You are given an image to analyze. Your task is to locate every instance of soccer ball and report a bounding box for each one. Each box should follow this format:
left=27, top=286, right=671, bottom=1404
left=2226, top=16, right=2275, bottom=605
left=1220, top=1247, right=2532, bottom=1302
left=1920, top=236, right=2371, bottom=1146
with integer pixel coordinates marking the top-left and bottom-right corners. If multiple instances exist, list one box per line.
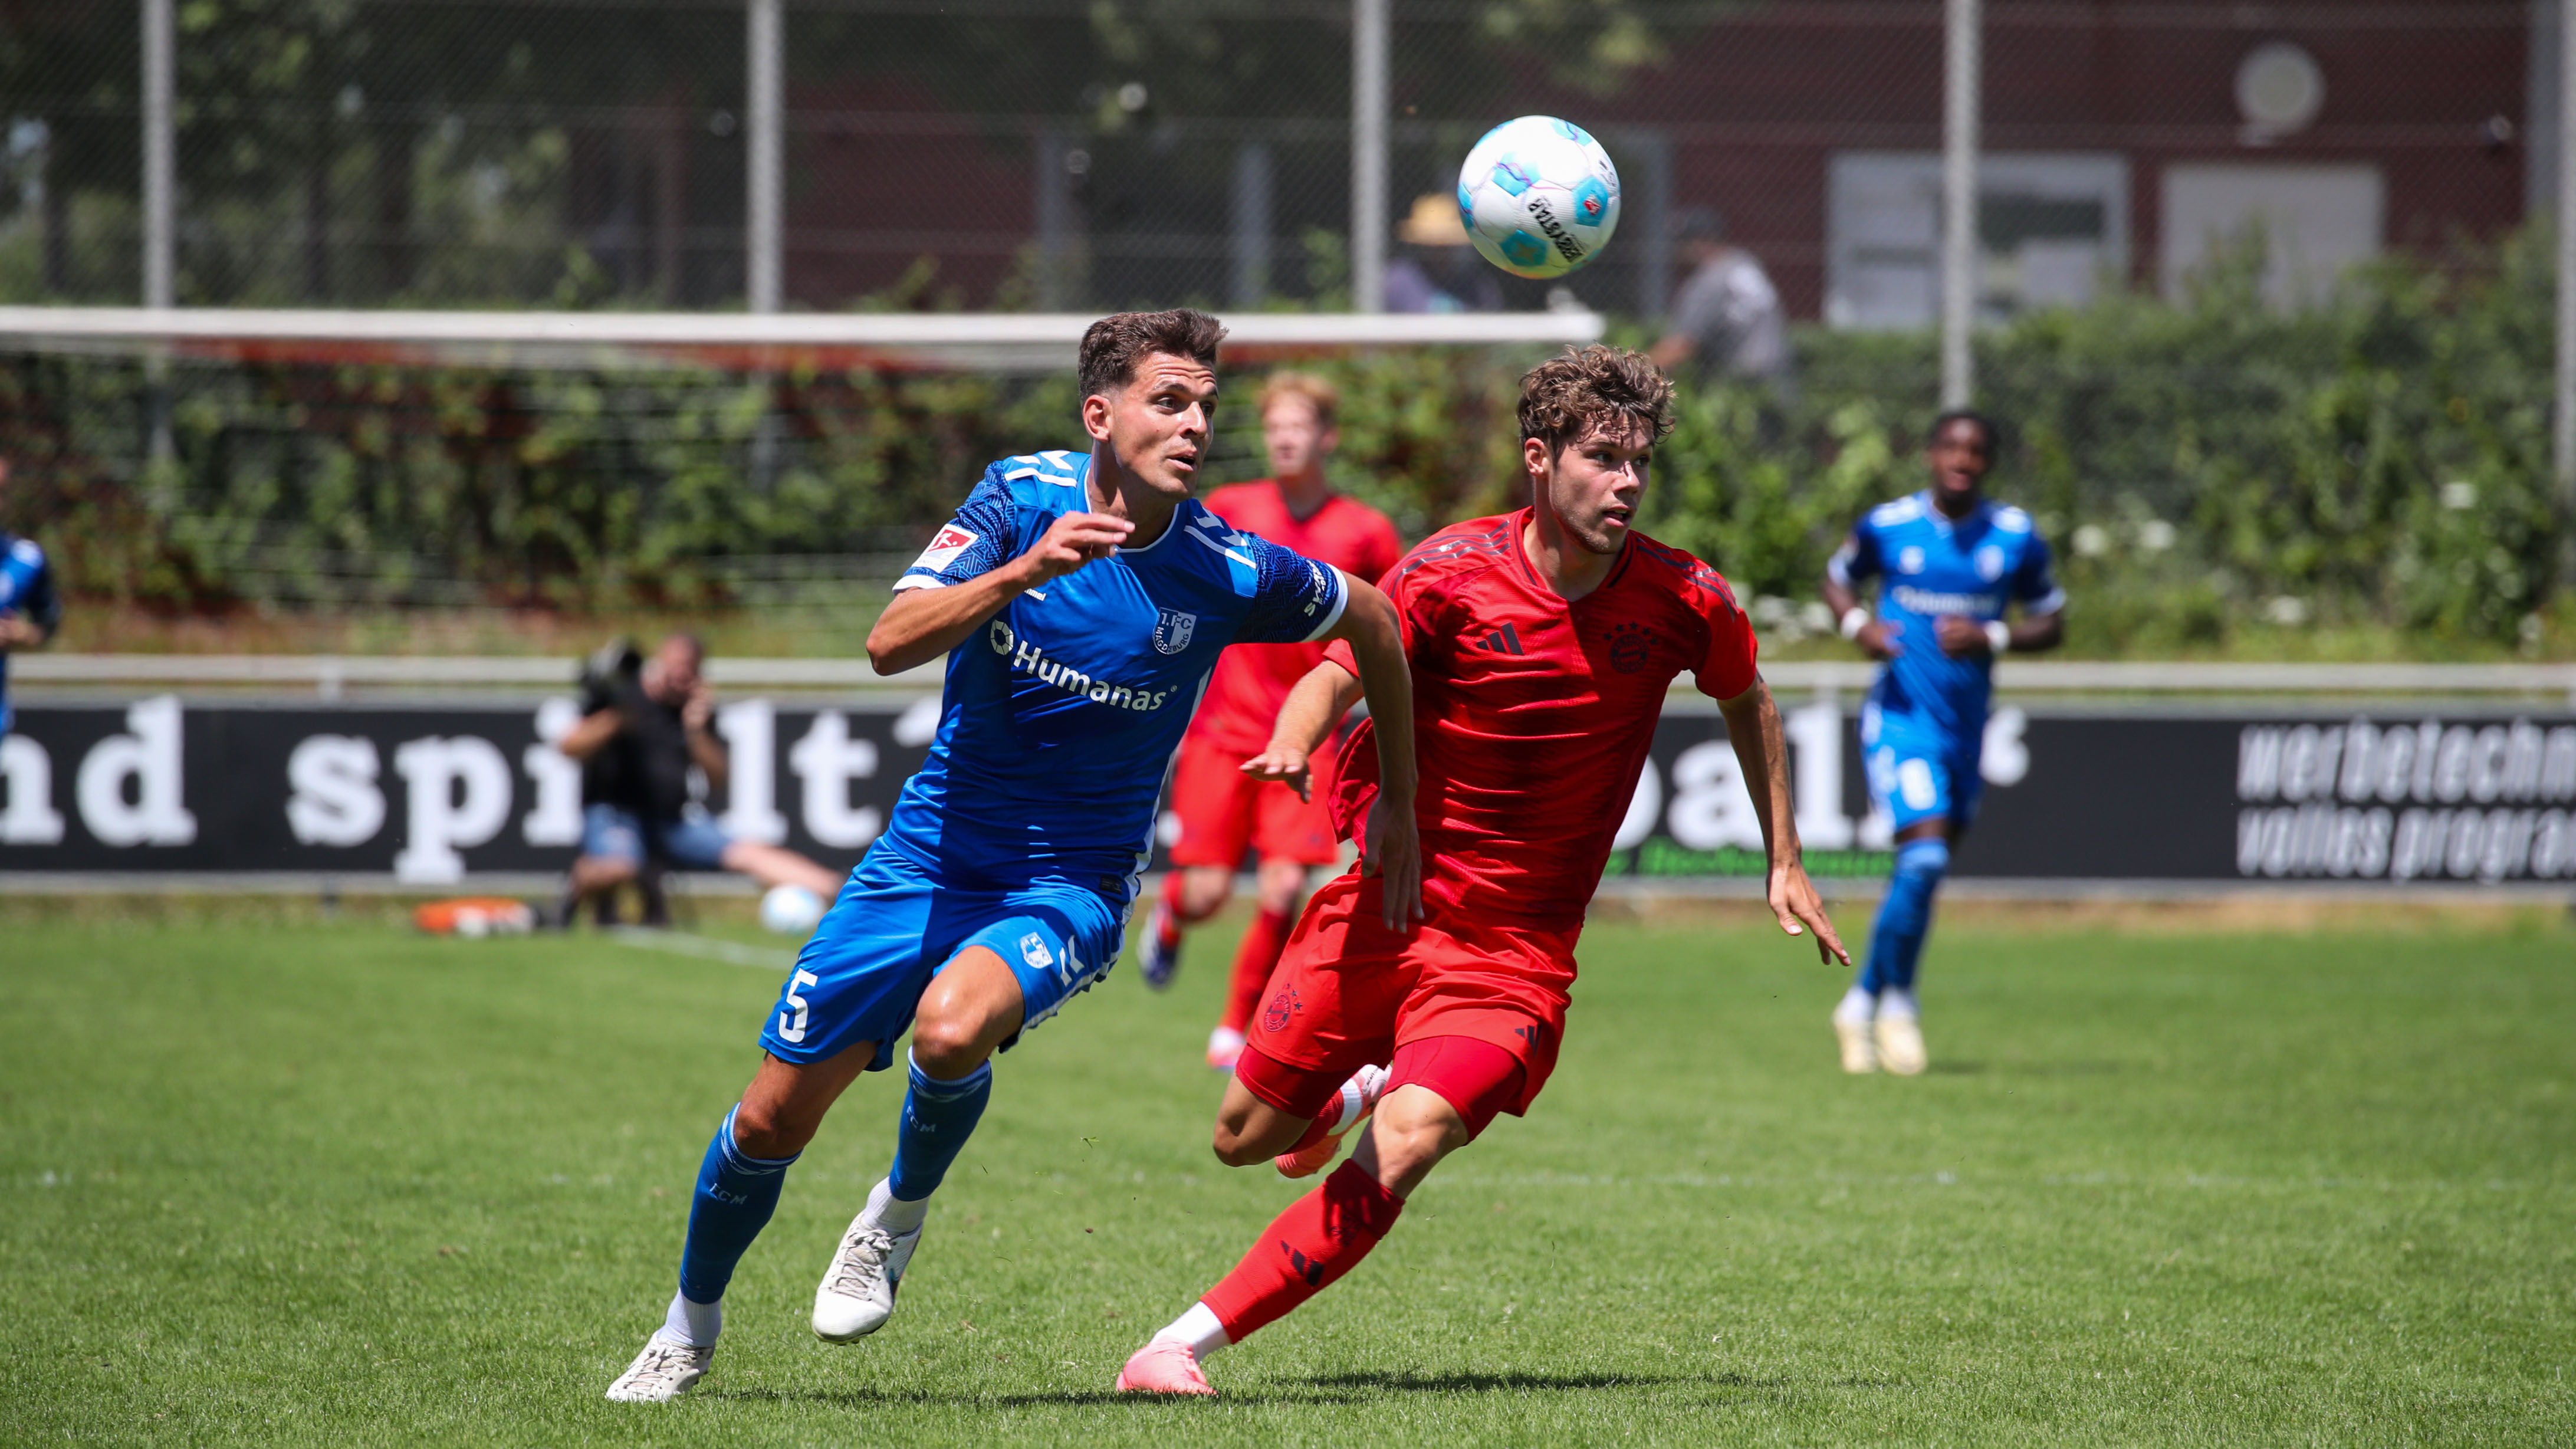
left=1455, top=116, right=1621, bottom=280
left=759, top=883, right=826, bottom=937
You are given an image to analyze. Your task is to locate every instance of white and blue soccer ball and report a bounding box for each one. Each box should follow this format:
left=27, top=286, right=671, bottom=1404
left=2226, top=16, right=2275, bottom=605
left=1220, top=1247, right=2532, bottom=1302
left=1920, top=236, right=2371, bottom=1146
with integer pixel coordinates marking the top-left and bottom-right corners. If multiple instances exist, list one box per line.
left=1456, top=116, right=1621, bottom=281
left=759, top=883, right=826, bottom=937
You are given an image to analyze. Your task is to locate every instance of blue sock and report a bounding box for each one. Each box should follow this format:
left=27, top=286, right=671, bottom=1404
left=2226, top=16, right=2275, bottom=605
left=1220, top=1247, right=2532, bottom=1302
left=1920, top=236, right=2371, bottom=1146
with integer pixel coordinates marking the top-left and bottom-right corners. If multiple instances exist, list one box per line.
left=887, top=1050, right=992, bottom=1204
left=675, top=1105, right=800, bottom=1307
left=1862, top=838, right=1951, bottom=995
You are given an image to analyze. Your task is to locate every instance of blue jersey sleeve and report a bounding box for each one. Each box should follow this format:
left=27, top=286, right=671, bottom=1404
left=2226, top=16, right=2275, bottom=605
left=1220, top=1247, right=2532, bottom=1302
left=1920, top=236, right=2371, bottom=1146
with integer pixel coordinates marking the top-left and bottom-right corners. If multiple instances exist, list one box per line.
left=2012, top=533, right=2066, bottom=615
left=1826, top=517, right=1880, bottom=590
left=1233, top=537, right=1349, bottom=645
left=894, top=478, right=1020, bottom=592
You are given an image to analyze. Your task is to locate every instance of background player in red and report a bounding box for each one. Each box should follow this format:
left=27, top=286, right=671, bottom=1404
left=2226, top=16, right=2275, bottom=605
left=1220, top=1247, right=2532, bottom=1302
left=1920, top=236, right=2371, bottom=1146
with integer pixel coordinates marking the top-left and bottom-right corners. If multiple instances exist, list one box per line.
left=1139, top=372, right=1404, bottom=1072
left=1115, top=346, right=1849, bottom=1395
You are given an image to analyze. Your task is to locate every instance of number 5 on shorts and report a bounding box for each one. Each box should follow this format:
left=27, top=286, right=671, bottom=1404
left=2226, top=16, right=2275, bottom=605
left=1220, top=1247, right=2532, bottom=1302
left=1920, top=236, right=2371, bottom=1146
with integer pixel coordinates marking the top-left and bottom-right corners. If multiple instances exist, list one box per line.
left=777, top=969, right=820, bottom=1044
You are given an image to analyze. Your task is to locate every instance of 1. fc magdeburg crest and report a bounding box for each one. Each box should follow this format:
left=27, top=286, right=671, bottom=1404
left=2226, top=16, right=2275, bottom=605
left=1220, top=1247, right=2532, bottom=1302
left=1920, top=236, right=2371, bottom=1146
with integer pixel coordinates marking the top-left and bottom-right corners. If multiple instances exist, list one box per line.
left=1153, top=609, right=1198, bottom=655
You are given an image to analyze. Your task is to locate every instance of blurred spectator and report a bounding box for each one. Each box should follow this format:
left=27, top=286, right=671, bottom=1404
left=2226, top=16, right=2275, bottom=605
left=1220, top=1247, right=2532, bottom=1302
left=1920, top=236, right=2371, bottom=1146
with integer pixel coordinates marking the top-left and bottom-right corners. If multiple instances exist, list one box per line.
left=552, top=633, right=841, bottom=925
left=1385, top=193, right=1503, bottom=314
left=1651, top=208, right=1792, bottom=393
left=0, top=458, right=63, bottom=738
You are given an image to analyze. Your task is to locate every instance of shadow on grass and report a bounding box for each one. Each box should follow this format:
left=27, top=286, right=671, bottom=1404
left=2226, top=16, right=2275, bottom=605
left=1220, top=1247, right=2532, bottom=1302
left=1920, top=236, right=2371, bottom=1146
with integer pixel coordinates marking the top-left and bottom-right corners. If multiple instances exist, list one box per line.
left=711, top=1385, right=1134, bottom=1409
left=1301, top=1368, right=1784, bottom=1395
left=709, top=1367, right=1897, bottom=1409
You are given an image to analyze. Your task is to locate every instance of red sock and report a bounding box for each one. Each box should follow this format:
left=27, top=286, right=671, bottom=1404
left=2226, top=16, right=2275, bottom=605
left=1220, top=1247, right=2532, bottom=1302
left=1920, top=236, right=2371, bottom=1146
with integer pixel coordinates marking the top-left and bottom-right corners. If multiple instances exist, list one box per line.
left=1220, top=908, right=1294, bottom=1034
left=1201, top=1161, right=1404, bottom=1343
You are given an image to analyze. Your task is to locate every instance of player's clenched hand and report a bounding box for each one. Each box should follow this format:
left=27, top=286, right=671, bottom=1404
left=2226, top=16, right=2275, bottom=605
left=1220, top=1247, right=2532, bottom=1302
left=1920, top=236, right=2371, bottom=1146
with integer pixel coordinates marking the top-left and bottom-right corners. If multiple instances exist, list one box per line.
left=1854, top=617, right=1903, bottom=660
left=1770, top=859, right=1851, bottom=967
left=1238, top=745, right=1313, bottom=803
left=1932, top=614, right=1989, bottom=659
left=1358, top=794, right=1425, bottom=931
left=1018, top=511, right=1132, bottom=584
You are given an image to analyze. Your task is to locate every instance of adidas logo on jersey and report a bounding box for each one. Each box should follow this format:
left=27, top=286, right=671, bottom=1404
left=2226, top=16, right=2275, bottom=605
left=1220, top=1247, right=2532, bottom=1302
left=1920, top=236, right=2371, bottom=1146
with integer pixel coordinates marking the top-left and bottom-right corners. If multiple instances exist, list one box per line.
left=1467, top=622, right=1526, bottom=656
left=987, top=619, right=1179, bottom=712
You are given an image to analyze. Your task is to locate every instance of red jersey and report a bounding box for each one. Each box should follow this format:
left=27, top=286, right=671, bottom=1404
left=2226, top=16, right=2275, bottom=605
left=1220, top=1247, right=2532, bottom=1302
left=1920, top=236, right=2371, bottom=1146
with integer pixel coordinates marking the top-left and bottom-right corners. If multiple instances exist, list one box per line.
left=1322, top=510, right=1760, bottom=931
left=1188, top=481, right=1404, bottom=752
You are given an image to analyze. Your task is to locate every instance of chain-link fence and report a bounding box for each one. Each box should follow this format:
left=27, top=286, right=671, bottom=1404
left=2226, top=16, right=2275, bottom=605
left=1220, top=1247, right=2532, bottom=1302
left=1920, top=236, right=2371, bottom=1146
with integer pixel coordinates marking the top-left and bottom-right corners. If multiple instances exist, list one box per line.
left=0, top=2, right=2530, bottom=320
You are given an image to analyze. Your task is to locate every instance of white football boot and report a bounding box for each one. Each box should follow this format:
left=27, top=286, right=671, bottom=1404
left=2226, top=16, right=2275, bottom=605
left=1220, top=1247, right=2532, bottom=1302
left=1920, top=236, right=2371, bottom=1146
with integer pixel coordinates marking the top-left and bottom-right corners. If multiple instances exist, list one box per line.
left=1873, top=1014, right=1927, bottom=1076
left=812, top=1211, right=922, bottom=1342
left=605, top=1332, right=714, bottom=1402
left=1832, top=990, right=1878, bottom=1074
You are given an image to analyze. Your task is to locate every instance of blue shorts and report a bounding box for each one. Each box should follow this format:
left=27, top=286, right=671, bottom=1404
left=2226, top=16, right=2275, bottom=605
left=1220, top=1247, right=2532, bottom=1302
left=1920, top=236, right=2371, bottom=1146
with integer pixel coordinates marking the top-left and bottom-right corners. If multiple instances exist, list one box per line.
left=583, top=803, right=735, bottom=870
left=760, top=845, right=1129, bottom=1071
left=1862, top=703, right=1983, bottom=834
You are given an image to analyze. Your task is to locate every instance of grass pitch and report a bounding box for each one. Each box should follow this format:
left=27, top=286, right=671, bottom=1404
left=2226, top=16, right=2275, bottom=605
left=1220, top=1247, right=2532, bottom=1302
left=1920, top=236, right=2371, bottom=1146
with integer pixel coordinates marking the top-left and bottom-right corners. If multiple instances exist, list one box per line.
left=6, top=903, right=2573, bottom=1445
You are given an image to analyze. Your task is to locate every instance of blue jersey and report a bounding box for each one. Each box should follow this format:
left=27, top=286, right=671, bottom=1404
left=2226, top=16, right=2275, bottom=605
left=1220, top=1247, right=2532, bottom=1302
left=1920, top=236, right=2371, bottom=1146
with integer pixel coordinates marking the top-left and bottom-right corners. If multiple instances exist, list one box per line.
left=1829, top=491, right=2062, bottom=735
left=880, top=449, right=1348, bottom=901
left=0, top=531, right=60, bottom=734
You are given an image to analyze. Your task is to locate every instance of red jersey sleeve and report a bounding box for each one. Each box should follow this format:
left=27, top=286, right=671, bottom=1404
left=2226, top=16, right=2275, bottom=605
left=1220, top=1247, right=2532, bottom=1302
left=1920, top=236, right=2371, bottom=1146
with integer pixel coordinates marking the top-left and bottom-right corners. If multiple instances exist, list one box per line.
left=1689, top=560, right=1761, bottom=701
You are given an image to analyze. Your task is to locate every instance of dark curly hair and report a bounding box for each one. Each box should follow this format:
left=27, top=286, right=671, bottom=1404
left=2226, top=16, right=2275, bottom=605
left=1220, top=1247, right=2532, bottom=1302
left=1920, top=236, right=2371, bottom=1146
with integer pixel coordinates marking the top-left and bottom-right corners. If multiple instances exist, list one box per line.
left=1517, top=344, right=1675, bottom=456
left=1077, top=308, right=1227, bottom=400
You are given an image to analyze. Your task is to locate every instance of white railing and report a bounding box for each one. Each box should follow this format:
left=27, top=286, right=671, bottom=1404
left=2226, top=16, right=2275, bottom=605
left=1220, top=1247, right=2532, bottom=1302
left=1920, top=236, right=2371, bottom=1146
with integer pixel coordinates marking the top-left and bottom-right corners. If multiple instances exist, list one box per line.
left=0, top=306, right=1606, bottom=372
left=14, top=653, right=2574, bottom=702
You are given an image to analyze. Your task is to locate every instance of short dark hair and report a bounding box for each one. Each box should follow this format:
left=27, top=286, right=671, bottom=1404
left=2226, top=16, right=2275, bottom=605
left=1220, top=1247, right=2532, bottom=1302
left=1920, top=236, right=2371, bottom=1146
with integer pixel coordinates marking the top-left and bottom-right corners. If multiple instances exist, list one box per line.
left=1077, top=308, right=1227, bottom=400
left=1517, top=345, right=1676, bottom=456
left=1928, top=408, right=2001, bottom=456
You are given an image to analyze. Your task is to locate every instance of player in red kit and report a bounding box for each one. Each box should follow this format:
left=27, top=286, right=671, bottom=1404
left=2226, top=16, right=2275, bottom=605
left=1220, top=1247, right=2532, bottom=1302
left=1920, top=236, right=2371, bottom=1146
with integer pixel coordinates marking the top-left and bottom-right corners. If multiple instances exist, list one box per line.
left=1115, top=346, right=1848, bottom=1395
left=1139, top=372, right=1404, bottom=1072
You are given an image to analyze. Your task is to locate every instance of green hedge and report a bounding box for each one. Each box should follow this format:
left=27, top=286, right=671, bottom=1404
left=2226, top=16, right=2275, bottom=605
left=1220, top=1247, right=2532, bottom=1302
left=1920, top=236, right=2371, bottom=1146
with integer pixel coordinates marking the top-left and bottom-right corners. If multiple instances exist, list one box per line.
left=0, top=230, right=2564, bottom=646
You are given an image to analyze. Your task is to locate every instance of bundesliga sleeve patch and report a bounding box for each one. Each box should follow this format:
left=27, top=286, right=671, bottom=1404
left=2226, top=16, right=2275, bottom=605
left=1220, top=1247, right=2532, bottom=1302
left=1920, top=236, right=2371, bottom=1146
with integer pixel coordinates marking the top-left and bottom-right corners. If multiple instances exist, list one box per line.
left=910, top=524, right=980, bottom=574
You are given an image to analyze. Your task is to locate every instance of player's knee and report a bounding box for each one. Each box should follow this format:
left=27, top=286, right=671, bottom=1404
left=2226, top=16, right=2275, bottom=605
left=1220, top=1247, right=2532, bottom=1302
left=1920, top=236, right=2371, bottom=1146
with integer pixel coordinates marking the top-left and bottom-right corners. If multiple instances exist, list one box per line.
left=729, top=1097, right=799, bottom=1159
left=908, top=1011, right=987, bottom=1076
left=1369, top=1104, right=1471, bottom=1183
left=1211, top=1126, right=1272, bottom=1168
left=1254, top=864, right=1305, bottom=916
left=577, top=853, right=637, bottom=886
left=1177, top=868, right=1231, bottom=920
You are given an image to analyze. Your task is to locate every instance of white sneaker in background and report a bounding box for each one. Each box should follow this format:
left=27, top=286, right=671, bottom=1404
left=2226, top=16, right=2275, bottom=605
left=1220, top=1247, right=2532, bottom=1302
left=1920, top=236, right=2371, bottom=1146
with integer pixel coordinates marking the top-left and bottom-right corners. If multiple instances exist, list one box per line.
left=1206, top=1025, right=1246, bottom=1072
left=1874, top=1014, right=1927, bottom=1076
left=1835, top=1013, right=1879, bottom=1074
left=1832, top=990, right=1878, bottom=1074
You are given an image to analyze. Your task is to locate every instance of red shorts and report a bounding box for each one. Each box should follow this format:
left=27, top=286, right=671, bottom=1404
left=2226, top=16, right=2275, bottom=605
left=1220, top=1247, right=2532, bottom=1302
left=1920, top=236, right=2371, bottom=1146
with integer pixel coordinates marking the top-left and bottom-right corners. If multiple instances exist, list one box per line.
left=1234, top=869, right=1577, bottom=1127
left=1166, top=731, right=1340, bottom=869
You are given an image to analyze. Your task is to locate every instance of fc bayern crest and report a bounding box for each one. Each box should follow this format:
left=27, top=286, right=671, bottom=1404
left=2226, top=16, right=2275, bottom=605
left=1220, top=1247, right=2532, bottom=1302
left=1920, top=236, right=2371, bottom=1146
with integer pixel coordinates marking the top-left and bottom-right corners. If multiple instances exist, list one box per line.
left=1152, top=608, right=1198, bottom=655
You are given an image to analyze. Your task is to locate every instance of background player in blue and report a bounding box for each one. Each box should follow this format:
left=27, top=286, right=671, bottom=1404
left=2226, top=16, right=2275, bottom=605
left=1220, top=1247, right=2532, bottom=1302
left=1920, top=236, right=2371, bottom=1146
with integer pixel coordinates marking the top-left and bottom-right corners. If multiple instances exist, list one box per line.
left=1820, top=411, right=2063, bottom=1076
left=0, top=457, right=64, bottom=737
left=606, top=310, right=1422, bottom=1403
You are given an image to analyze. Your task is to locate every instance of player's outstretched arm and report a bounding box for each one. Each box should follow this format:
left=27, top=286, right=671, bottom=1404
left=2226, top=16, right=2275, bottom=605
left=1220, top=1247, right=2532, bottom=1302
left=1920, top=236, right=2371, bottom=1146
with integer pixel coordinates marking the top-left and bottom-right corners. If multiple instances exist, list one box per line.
left=1715, top=678, right=1851, bottom=966
left=1239, top=661, right=1365, bottom=804
left=1319, top=577, right=1422, bottom=930
left=865, top=511, right=1132, bottom=675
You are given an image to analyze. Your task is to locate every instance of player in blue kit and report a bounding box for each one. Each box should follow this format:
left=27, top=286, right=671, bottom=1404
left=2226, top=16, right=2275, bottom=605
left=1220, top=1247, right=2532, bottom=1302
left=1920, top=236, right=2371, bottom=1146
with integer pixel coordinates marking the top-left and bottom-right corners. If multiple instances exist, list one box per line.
left=0, top=458, right=64, bottom=737
left=1821, top=411, right=2062, bottom=1076
left=606, top=309, right=1421, bottom=1403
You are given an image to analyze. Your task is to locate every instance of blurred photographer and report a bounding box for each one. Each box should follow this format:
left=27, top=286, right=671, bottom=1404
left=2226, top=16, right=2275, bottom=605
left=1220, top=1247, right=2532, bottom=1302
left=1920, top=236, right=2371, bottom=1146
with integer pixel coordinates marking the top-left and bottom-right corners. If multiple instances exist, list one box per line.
left=553, top=633, right=841, bottom=925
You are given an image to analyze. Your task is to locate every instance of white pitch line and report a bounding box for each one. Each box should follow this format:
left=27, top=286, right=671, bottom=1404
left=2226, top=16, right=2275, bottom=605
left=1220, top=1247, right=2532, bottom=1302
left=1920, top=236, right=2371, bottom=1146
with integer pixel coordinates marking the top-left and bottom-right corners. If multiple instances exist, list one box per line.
left=605, top=926, right=794, bottom=973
